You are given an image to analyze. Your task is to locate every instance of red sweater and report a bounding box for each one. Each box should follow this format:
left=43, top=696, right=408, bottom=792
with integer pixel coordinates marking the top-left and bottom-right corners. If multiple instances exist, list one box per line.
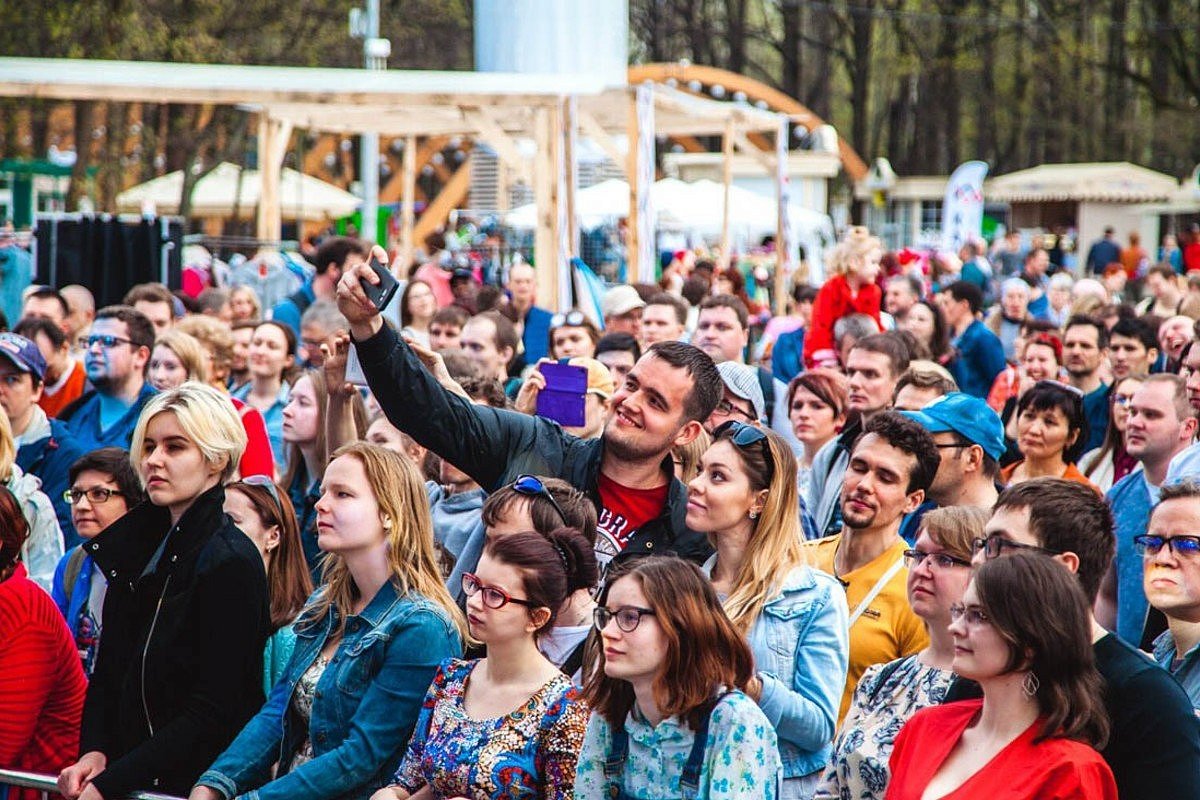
left=803, top=274, right=882, bottom=368
left=0, top=564, right=87, bottom=796
left=230, top=397, right=274, bottom=479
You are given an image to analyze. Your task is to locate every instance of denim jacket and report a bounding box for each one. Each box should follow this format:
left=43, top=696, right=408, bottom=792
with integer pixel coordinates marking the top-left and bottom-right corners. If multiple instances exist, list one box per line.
left=197, top=581, right=463, bottom=800
left=706, top=558, right=848, bottom=779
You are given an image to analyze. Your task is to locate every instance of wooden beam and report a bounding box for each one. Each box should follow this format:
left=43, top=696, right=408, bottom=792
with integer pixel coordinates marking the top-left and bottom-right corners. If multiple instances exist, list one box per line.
left=461, top=106, right=532, bottom=184
left=412, top=154, right=472, bottom=247
left=774, top=118, right=790, bottom=316
left=256, top=113, right=283, bottom=242
left=379, top=135, right=448, bottom=203
left=720, top=119, right=734, bottom=266
left=532, top=104, right=563, bottom=311
left=672, top=135, right=706, bottom=153
left=578, top=110, right=624, bottom=168
left=563, top=95, right=579, bottom=272
left=398, top=134, right=416, bottom=278
left=626, top=85, right=655, bottom=286
left=731, top=128, right=775, bottom=173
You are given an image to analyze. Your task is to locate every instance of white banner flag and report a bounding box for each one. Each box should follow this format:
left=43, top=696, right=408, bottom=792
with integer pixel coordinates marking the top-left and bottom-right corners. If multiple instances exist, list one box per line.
left=941, top=160, right=989, bottom=253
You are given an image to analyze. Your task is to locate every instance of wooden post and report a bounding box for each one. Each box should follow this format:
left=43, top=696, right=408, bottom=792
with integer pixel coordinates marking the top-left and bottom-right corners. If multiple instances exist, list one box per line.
left=398, top=134, right=416, bottom=277
left=256, top=113, right=282, bottom=242
left=563, top=95, right=579, bottom=262
left=721, top=118, right=734, bottom=267
left=626, top=84, right=655, bottom=286
left=533, top=103, right=562, bottom=311
left=774, top=116, right=790, bottom=316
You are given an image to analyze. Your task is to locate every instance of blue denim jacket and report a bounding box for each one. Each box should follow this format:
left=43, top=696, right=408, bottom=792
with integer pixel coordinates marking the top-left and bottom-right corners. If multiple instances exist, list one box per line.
left=196, top=581, right=463, bottom=800
left=713, top=559, right=849, bottom=779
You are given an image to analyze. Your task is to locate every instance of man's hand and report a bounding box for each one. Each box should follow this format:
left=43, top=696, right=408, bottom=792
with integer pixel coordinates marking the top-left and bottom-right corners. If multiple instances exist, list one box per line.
left=335, top=244, right=389, bottom=340
left=513, top=359, right=552, bottom=416
left=58, top=752, right=107, bottom=800
left=321, top=331, right=356, bottom=399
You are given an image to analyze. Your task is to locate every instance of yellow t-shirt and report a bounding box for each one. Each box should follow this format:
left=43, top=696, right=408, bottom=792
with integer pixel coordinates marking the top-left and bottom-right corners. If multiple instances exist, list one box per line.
left=804, top=533, right=929, bottom=723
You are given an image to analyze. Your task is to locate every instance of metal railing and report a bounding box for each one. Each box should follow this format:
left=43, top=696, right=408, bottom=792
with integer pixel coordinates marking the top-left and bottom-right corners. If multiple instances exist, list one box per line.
left=0, top=770, right=181, bottom=800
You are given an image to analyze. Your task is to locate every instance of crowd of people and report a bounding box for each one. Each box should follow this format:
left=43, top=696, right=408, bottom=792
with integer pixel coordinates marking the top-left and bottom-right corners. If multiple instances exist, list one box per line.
left=3, top=222, right=1200, bottom=799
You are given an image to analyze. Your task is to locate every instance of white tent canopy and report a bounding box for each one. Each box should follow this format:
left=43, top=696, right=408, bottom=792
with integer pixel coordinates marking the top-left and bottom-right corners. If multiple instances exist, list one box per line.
left=116, top=161, right=360, bottom=221
left=505, top=177, right=834, bottom=276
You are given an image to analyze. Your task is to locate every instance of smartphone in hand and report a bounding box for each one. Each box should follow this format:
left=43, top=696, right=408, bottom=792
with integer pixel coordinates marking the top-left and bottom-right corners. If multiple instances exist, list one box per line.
left=536, top=362, right=588, bottom=427
left=359, top=255, right=400, bottom=312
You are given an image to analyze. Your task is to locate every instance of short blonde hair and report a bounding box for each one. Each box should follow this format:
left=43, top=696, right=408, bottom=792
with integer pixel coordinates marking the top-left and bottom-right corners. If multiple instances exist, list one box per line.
left=921, top=506, right=988, bottom=563
left=154, top=330, right=211, bottom=384
left=131, top=382, right=247, bottom=483
left=827, top=225, right=883, bottom=278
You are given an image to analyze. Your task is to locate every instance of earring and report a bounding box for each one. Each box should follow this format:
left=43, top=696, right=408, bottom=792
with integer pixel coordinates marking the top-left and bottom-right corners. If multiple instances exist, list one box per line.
left=1022, top=671, right=1040, bottom=697
left=382, top=516, right=393, bottom=530
left=749, top=510, right=759, bottom=520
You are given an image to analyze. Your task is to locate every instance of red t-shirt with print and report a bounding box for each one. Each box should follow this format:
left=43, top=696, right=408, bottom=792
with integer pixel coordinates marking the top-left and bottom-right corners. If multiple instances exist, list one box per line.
left=595, top=472, right=669, bottom=565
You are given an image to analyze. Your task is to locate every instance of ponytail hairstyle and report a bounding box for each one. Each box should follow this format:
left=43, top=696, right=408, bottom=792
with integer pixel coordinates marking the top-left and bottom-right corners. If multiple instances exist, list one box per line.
left=483, top=526, right=597, bottom=637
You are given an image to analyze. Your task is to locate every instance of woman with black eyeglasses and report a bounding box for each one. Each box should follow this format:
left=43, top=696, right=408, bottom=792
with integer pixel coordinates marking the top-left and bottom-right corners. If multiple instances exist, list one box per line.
left=1001, top=381, right=1099, bottom=493
left=50, top=448, right=146, bottom=676
left=575, top=556, right=782, bottom=799
left=548, top=310, right=601, bottom=361
left=816, top=507, right=986, bottom=800
left=689, top=421, right=847, bottom=799
left=373, top=528, right=592, bottom=800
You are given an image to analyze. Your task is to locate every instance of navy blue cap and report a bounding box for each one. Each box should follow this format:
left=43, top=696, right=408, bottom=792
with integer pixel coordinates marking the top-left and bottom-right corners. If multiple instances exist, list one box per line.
left=902, top=392, right=1006, bottom=462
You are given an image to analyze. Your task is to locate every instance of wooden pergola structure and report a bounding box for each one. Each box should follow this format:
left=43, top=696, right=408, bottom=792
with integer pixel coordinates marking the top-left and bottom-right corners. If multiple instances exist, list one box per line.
left=0, top=57, right=798, bottom=311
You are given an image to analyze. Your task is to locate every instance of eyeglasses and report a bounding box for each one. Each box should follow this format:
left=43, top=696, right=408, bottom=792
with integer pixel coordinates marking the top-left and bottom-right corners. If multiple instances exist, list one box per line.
left=593, top=605, right=656, bottom=633
left=1113, top=393, right=1137, bottom=407
left=1134, top=534, right=1200, bottom=558
left=714, top=419, right=768, bottom=447
left=550, top=310, right=587, bottom=330
left=461, top=572, right=538, bottom=609
left=64, top=486, right=123, bottom=505
left=903, top=548, right=972, bottom=570
left=80, top=334, right=136, bottom=350
left=972, top=534, right=1060, bottom=560
left=949, top=603, right=991, bottom=626
left=511, top=474, right=569, bottom=526
left=238, top=474, right=284, bottom=516
left=712, top=399, right=756, bottom=421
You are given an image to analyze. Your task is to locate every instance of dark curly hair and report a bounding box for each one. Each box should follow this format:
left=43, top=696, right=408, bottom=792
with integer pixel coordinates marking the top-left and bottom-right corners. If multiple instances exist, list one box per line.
left=854, top=410, right=940, bottom=494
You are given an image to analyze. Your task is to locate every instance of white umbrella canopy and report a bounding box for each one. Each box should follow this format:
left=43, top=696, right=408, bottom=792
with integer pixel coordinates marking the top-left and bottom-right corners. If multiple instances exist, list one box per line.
left=116, top=162, right=360, bottom=221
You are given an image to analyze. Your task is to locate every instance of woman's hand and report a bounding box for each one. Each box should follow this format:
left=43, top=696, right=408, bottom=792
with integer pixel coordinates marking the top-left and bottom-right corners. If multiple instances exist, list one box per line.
left=403, top=335, right=469, bottom=399
left=335, top=245, right=390, bottom=339
left=58, top=752, right=107, bottom=800
left=188, top=787, right=224, bottom=800
left=368, top=785, right=409, bottom=800
left=322, top=331, right=355, bottom=399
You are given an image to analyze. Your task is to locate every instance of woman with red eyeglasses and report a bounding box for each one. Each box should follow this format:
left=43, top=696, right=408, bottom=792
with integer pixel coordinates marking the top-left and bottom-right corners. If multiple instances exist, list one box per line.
left=373, top=528, right=592, bottom=800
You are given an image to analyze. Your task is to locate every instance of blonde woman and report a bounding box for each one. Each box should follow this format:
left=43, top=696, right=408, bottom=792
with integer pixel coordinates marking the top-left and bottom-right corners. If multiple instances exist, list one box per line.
left=804, top=226, right=883, bottom=369
left=176, top=314, right=236, bottom=392
left=688, top=421, right=849, bottom=799
left=671, top=427, right=711, bottom=483
left=58, top=383, right=271, bottom=800
left=191, top=442, right=465, bottom=800
left=149, top=329, right=274, bottom=479
left=0, top=410, right=63, bottom=591
left=229, top=285, right=262, bottom=323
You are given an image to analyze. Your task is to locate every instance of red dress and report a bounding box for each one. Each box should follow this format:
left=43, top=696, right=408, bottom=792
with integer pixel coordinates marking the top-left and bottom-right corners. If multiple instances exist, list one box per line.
left=0, top=563, right=87, bottom=800
left=803, top=274, right=882, bottom=368
left=886, top=699, right=1116, bottom=800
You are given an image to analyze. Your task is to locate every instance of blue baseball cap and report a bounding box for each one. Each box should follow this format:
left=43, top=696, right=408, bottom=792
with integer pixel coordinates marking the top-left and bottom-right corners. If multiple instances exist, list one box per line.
left=0, top=332, right=46, bottom=382
left=902, top=392, right=1006, bottom=462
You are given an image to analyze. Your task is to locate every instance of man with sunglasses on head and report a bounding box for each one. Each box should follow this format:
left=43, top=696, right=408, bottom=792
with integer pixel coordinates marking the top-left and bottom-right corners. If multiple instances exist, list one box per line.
left=803, top=411, right=940, bottom=723
left=950, top=477, right=1200, bottom=800
left=58, top=306, right=157, bottom=454
left=1141, top=480, right=1200, bottom=710
left=337, top=246, right=720, bottom=570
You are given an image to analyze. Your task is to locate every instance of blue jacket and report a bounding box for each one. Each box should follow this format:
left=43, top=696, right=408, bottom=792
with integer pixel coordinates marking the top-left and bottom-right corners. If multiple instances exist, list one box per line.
left=1108, top=469, right=1156, bottom=645
left=18, top=418, right=84, bottom=547
left=270, top=282, right=316, bottom=337
left=197, top=582, right=463, bottom=800
left=59, top=384, right=158, bottom=454
left=771, top=327, right=805, bottom=384
left=522, top=305, right=554, bottom=365
left=1087, top=239, right=1122, bottom=274
left=948, top=320, right=1006, bottom=399
left=743, top=563, right=849, bottom=779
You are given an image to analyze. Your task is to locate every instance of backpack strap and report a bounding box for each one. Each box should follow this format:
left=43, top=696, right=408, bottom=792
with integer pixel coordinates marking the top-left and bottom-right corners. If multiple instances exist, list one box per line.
left=756, top=367, right=775, bottom=426
left=288, top=287, right=314, bottom=315
left=62, top=547, right=88, bottom=608
left=560, top=638, right=588, bottom=680
left=866, top=658, right=907, bottom=706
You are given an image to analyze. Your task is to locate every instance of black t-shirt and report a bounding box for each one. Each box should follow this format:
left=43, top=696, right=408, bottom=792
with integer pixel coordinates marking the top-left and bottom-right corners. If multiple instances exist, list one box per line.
left=945, top=634, right=1200, bottom=799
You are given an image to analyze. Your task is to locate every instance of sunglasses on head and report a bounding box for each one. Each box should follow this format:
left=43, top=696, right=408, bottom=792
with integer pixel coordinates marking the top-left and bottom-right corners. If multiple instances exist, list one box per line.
left=550, top=310, right=587, bottom=330
left=511, top=474, right=569, bottom=526
left=714, top=420, right=768, bottom=447
left=238, top=474, right=284, bottom=516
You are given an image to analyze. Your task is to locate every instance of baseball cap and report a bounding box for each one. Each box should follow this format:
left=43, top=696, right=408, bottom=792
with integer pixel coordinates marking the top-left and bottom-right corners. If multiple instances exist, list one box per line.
left=602, top=285, right=646, bottom=319
left=716, top=361, right=765, bottom=422
left=901, top=392, right=1006, bottom=462
left=0, top=333, right=46, bottom=382
left=568, top=357, right=615, bottom=399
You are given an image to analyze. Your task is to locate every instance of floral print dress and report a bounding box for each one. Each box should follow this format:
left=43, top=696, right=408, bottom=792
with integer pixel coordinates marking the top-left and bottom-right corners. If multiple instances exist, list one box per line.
left=814, top=655, right=953, bottom=800
left=394, top=658, right=588, bottom=799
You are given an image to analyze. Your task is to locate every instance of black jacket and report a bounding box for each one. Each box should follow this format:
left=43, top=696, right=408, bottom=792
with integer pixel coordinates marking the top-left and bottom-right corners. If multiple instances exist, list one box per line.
left=354, top=323, right=711, bottom=565
left=80, top=484, right=271, bottom=798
